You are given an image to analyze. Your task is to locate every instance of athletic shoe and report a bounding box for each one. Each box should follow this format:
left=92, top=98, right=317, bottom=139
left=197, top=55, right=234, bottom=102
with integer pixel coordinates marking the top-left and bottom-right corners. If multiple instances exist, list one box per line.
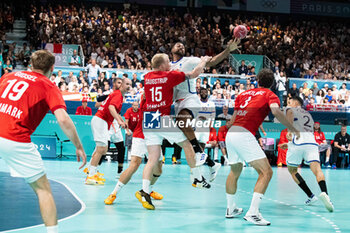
left=118, top=166, right=123, bottom=174
left=192, top=176, right=211, bottom=189
left=220, top=156, right=225, bottom=165
left=319, top=192, right=334, bottom=212
left=172, top=156, right=177, bottom=164
left=135, top=190, right=155, bottom=210
left=162, top=156, right=165, bottom=164
left=209, top=162, right=221, bottom=182
left=85, top=175, right=105, bottom=185
left=104, top=194, right=116, bottom=205
left=305, top=194, right=318, bottom=206
left=225, top=207, right=243, bottom=218
left=244, top=213, right=271, bottom=226
left=195, top=152, right=208, bottom=166
left=150, top=191, right=163, bottom=200
left=277, top=163, right=282, bottom=167
left=331, top=164, right=337, bottom=169
left=324, top=162, right=331, bottom=168
left=83, top=167, right=105, bottom=177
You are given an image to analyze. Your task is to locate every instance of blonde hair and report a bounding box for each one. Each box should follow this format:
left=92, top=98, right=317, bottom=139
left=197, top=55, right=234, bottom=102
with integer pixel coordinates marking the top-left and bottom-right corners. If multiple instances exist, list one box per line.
left=30, top=50, right=55, bottom=74
left=151, top=53, right=168, bottom=69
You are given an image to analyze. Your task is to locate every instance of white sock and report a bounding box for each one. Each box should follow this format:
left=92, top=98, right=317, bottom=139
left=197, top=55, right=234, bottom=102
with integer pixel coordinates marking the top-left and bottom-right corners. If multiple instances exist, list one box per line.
left=226, top=193, right=236, bottom=211
left=325, top=156, right=330, bottom=163
left=89, top=165, right=97, bottom=176
left=46, top=225, right=58, bottom=233
left=142, top=179, right=151, bottom=194
left=247, top=192, right=264, bottom=215
left=214, top=147, right=219, bottom=161
left=112, top=181, right=124, bottom=195
left=191, top=167, right=202, bottom=180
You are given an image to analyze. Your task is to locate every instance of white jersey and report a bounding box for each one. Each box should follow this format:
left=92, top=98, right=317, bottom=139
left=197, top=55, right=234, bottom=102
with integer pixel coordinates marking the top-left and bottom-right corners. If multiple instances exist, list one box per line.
left=286, top=107, right=317, bottom=145
left=197, top=99, right=216, bottom=122
left=170, top=56, right=201, bottom=100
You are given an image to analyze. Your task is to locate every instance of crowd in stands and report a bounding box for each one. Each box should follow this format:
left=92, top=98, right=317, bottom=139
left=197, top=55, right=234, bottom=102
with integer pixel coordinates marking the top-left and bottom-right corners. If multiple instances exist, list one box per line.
left=24, top=3, right=349, bottom=79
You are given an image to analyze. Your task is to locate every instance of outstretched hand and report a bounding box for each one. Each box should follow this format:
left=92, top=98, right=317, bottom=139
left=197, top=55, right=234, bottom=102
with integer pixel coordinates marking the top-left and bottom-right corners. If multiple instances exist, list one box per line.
left=227, top=38, right=241, bottom=53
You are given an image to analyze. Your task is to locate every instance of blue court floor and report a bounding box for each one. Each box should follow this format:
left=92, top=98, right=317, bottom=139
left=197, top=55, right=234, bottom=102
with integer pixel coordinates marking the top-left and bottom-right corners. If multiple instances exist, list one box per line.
left=0, top=158, right=349, bottom=233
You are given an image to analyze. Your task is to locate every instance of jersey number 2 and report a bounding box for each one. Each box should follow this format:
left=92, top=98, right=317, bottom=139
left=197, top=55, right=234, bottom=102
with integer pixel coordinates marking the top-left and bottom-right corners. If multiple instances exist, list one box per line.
left=1, top=79, right=29, bottom=101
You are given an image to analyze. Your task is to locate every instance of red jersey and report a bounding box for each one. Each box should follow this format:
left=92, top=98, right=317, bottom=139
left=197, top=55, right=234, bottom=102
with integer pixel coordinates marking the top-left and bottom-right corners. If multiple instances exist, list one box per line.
left=233, top=88, right=280, bottom=135
left=133, top=96, right=145, bottom=139
left=208, top=127, right=217, bottom=142
left=314, top=131, right=326, bottom=145
left=95, top=90, right=123, bottom=127
left=124, top=107, right=140, bottom=132
left=0, top=71, right=66, bottom=142
left=75, top=106, right=92, bottom=115
left=142, top=70, right=185, bottom=115
left=218, top=125, right=229, bottom=142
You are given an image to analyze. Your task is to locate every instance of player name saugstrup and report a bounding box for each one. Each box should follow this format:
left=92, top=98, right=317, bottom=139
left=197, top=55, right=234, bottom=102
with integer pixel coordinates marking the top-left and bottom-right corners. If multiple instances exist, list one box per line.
left=145, top=77, right=168, bottom=85
left=0, top=103, right=23, bottom=119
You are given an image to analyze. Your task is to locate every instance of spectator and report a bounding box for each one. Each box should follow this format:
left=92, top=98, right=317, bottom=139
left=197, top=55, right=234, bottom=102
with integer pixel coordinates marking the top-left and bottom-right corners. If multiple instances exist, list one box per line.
left=275, top=71, right=286, bottom=106
left=86, top=59, right=101, bottom=84
left=238, top=60, right=248, bottom=75
left=304, top=70, right=314, bottom=79
left=131, top=73, right=138, bottom=88
left=306, top=97, right=316, bottom=111
left=333, top=125, right=350, bottom=169
left=2, top=59, right=13, bottom=73
left=218, top=119, right=231, bottom=165
left=277, top=128, right=288, bottom=167
left=314, top=122, right=332, bottom=167
left=247, top=66, right=257, bottom=82
left=288, top=83, right=298, bottom=97
left=325, top=90, right=333, bottom=102
left=217, top=105, right=232, bottom=120
left=65, top=71, right=75, bottom=84
left=206, top=127, right=219, bottom=162
left=75, top=98, right=92, bottom=115
left=69, top=50, right=82, bottom=67
left=316, top=90, right=325, bottom=104
left=311, top=83, right=319, bottom=95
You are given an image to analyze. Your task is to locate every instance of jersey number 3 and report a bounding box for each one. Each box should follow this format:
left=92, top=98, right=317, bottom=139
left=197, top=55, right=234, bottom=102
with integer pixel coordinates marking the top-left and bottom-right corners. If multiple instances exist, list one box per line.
left=240, top=96, right=252, bottom=109
left=1, top=79, right=29, bottom=101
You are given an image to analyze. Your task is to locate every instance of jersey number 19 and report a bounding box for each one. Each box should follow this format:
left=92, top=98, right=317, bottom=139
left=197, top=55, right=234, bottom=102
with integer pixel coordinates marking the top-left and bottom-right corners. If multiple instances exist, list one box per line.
left=1, top=79, right=29, bottom=101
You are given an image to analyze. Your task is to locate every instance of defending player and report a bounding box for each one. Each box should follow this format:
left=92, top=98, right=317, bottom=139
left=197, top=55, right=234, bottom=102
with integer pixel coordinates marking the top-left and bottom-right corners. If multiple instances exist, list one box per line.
left=85, top=78, right=132, bottom=185
left=171, top=39, right=240, bottom=168
left=104, top=96, right=164, bottom=205
left=196, top=87, right=221, bottom=181
left=225, top=69, right=299, bottom=225
left=137, top=54, right=212, bottom=210
left=0, top=50, right=86, bottom=233
left=279, top=96, right=334, bottom=212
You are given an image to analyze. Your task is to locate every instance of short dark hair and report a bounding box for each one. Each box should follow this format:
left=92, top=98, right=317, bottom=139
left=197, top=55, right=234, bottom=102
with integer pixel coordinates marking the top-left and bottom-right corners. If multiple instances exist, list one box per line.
left=199, top=87, right=207, bottom=92
left=291, top=96, right=304, bottom=106
left=257, top=68, right=274, bottom=88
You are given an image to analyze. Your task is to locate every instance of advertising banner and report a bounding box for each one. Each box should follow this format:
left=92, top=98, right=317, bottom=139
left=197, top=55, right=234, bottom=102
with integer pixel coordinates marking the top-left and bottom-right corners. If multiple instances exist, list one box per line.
left=232, top=54, right=264, bottom=73
left=247, top=0, right=290, bottom=13
left=291, top=0, right=350, bottom=18
left=45, top=44, right=80, bottom=66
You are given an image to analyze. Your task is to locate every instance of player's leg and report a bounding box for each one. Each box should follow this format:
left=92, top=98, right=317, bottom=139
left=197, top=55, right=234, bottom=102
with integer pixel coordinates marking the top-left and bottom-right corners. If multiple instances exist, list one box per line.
left=29, top=175, right=58, bottom=233
left=177, top=139, right=211, bottom=189
left=86, top=145, right=107, bottom=185
left=114, top=141, right=126, bottom=174
left=176, top=108, right=207, bottom=166
left=138, top=145, right=161, bottom=210
left=218, top=141, right=229, bottom=165
left=309, top=162, right=334, bottom=212
left=287, top=166, right=317, bottom=205
left=200, top=142, right=221, bottom=182
left=104, top=156, right=142, bottom=205
left=243, top=157, right=272, bottom=226
left=225, top=163, right=244, bottom=218
left=149, top=161, right=163, bottom=200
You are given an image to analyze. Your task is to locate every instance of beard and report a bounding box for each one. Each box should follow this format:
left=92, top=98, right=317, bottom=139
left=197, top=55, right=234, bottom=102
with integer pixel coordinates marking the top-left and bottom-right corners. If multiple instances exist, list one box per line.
left=172, top=49, right=185, bottom=57
left=200, top=94, right=208, bottom=100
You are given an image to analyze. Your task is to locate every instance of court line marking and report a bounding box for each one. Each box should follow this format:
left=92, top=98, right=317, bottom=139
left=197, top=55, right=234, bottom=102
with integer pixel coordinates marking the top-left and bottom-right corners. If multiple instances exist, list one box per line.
left=1, top=179, right=86, bottom=233
left=211, top=182, right=341, bottom=233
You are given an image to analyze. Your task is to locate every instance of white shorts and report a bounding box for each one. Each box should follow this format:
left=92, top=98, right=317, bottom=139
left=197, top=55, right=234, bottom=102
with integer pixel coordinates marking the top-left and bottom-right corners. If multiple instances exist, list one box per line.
left=0, top=137, right=45, bottom=183
left=130, top=137, right=162, bottom=161
left=91, top=116, right=109, bottom=146
left=143, top=116, right=187, bottom=146
left=286, top=143, right=320, bottom=167
left=174, top=95, right=201, bottom=118
left=195, top=129, right=210, bottom=144
left=226, top=126, right=266, bottom=164
left=109, top=120, right=124, bottom=143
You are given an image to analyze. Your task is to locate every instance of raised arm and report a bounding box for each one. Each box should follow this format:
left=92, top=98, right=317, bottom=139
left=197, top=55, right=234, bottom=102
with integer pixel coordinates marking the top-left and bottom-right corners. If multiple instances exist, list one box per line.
left=54, top=108, right=87, bottom=169
left=206, top=38, right=241, bottom=67
left=185, top=56, right=212, bottom=79
left=270, top=103, right=300, bottom=138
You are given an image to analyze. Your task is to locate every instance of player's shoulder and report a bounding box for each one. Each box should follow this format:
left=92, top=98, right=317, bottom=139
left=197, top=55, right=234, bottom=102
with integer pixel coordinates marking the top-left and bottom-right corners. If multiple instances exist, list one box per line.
left=184, top=56, right=201, bottom=63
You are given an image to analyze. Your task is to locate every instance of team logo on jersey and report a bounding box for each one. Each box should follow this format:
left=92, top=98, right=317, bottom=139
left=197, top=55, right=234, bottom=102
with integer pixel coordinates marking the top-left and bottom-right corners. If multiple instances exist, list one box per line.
left=143, top=110, right=161, bottom=129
